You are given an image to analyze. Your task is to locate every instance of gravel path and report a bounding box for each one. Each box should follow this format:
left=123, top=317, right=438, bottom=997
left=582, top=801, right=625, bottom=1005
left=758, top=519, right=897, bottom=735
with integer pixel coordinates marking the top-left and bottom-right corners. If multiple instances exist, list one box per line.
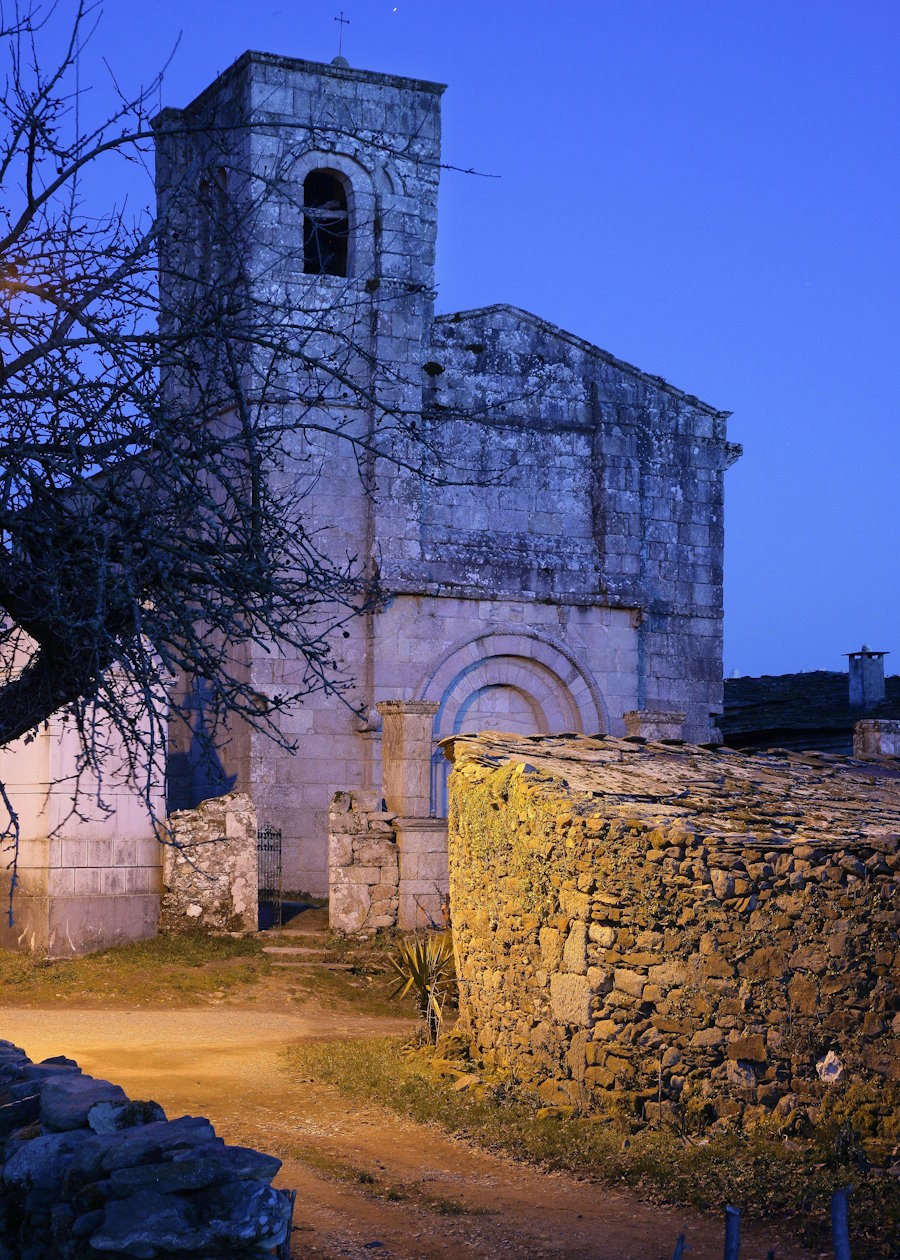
left=1, top=1004, right=818, bottom=1260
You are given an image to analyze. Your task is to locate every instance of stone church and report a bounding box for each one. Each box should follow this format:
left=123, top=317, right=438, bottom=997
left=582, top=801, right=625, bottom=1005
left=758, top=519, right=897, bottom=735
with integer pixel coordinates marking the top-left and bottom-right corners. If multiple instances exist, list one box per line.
left=157, top=49, right=740, bottom=897
left=0, top=46, right=740, bottom=951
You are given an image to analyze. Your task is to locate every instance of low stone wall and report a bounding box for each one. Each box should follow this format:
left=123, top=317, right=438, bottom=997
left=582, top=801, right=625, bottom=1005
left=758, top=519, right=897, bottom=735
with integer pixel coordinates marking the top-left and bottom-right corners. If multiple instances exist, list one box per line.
left=160, top=792, right=258, bottom=933
left=328, top=793, right=449, bottom=934
left=446, top=733, right=900, bottom=1129
left=0, top=1039, right=293, bottom=1257
left=329, top=791, right=399, bottom=934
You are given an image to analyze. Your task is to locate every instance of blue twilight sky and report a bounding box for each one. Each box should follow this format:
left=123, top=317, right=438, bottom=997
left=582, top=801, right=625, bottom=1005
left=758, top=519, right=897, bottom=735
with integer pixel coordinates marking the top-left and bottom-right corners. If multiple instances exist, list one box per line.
left=71, top=1, right=899, bottom=678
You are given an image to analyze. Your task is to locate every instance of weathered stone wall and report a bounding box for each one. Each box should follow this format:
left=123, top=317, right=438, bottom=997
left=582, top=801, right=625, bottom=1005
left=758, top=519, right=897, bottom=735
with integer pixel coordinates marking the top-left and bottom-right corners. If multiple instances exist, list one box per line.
left=329, top=791, right=399, bottom=935
left=328, top=792, right=448, bottom=934
left=0, top=710, right=163, bottom=957
left=447, top=733, right=899, bottom=1129
left=160, top=792, right=258, bottom=933
left=0, top=1039, right=293, bottom=1256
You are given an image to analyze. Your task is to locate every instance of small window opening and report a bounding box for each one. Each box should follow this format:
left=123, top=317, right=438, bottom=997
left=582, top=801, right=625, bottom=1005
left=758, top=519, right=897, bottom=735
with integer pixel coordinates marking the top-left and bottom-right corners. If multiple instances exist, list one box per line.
left=303, top=170, right=349, bottom=276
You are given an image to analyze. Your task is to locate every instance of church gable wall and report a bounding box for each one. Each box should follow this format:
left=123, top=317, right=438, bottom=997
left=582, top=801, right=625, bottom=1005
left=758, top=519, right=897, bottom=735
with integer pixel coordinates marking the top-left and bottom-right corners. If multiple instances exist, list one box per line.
left=421, top=308, right=732, bottom=616
left=415, top=308, right=735, bottom=740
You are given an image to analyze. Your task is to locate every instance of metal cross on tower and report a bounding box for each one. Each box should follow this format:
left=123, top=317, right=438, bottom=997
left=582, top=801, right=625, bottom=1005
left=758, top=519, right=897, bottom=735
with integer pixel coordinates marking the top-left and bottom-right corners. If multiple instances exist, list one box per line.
left=334, top=11, right=350, bottom=57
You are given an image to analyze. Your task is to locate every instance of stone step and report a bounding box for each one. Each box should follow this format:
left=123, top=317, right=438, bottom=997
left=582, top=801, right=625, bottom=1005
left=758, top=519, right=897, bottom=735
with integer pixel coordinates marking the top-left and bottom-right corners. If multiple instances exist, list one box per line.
left=271, top=960, right=355, bottom=971
left=265, top=932, right=331, bottom=946
left=262, top=946, right=328, bottom=956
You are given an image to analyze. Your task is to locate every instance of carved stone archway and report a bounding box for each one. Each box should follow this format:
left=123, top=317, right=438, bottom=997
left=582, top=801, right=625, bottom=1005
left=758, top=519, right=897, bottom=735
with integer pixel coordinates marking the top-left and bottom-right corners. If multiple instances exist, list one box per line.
left=413, top=628, right=607, bottom=813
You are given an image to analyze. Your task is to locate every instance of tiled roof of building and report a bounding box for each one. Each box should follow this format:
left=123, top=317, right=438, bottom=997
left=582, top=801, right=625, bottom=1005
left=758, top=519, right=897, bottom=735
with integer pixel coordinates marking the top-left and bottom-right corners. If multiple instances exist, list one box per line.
left=721, top=670, right=900, bottom=751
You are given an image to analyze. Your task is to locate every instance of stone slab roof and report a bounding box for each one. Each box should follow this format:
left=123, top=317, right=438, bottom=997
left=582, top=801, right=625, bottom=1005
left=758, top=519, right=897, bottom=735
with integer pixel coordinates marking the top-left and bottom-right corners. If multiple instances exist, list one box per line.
left=435, top=304, right=732, bottom=420
left=722, top=670, right=900, bottom=750
left=442, top=731, right=900, bottom=849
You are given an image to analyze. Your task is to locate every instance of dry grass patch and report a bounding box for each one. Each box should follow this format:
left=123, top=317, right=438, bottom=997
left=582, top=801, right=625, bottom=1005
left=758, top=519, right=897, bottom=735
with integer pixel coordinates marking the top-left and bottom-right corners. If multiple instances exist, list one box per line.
left=281, top=1035, right=900, bottom=1257
left=0, top=927, right=419, bottom=1016
left=0, top=933, right=270, bottom=1006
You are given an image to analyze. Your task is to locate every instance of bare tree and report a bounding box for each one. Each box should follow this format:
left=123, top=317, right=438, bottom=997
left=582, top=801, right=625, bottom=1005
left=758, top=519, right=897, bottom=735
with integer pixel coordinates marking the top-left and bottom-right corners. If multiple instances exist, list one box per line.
left=0, top=1, right=544, bottom=919
left=0, top=3, right=468, bottom=898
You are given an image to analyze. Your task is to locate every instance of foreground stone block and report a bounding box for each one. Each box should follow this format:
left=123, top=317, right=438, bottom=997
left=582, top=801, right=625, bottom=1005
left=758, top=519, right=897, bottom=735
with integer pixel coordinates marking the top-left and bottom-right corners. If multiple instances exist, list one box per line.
left=40, top=1075, right=127, bottom=1132
left=0, top=1040, right=294, bottom=1258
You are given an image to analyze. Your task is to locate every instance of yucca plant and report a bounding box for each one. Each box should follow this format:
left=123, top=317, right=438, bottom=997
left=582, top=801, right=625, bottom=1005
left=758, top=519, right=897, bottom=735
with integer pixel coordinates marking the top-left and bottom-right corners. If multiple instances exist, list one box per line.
left=388, top=933, right=456, bottom=1043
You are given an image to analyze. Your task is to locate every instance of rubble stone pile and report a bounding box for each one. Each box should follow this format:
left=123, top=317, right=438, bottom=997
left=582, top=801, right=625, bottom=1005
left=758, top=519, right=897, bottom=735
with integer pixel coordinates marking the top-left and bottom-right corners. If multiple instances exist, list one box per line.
left=445, top=732, right=900, bottom=1129
left=0, top=1040, right=293, bottom=1258
left=160, top=791, right=258, bottom=933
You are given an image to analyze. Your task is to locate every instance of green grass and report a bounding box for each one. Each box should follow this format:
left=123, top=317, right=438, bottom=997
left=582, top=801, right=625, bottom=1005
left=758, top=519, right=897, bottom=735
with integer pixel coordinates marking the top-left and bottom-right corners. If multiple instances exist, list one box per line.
left=0, top=928, right=419, bottom=1015
left=0, top=932, right=270, bottom=1005
left=281, top=1035, right=900, bottom=1257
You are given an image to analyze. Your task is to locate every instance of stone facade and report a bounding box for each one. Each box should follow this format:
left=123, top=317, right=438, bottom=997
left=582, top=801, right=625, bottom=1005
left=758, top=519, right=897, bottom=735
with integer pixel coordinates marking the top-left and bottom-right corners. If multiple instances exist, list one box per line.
left=446, top=732, right=899, bottom=1129
left=157, top=51, right=740, bottom=898
left=159, top=792, right=258, bottom=933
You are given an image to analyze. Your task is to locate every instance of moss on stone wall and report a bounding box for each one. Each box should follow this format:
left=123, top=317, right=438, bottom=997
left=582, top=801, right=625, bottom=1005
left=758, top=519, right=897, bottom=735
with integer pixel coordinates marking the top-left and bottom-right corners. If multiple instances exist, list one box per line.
left=448, top=733, right=900, bottom=1137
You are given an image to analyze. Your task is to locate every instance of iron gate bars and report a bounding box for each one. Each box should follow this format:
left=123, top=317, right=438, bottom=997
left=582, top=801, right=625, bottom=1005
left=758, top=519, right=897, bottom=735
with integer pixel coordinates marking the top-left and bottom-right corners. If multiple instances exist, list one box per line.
left=257, top=823, right=283, bottom=930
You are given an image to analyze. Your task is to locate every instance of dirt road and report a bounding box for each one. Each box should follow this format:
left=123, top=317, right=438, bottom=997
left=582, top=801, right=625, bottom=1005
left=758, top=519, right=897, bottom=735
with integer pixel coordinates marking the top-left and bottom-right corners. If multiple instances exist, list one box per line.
left=1, top=1005, right=819, bottom=1260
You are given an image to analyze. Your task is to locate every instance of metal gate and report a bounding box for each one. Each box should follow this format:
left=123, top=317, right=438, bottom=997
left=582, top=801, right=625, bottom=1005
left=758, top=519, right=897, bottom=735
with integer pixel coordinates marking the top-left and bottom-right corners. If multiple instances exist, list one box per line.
left=257, top=824, right=283, bottom=930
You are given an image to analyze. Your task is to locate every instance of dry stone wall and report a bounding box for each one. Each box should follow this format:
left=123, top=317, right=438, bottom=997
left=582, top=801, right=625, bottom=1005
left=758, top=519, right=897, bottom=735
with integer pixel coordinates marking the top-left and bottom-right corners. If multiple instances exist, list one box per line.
left=329, top=791, right=399, bottom=935
left=160, top=792, right=258, bottom=933
left=446, top=733, right=899, bottom=1130
left=0, top=1039, right=293, bottom=1257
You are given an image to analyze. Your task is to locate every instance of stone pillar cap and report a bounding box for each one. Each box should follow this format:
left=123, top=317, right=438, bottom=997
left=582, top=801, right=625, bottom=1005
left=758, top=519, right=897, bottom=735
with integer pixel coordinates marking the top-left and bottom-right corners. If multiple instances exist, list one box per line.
left=623, top=709, right=687, bottom=721
left=376, top=700, right=440, bottom=716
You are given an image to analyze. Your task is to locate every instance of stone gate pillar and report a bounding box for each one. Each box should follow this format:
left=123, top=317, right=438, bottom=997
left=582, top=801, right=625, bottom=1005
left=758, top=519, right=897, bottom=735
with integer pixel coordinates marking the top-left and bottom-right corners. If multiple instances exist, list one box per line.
left=375, top=701, right=440, bottom=818
left=375, top=700, right=447, bottom=930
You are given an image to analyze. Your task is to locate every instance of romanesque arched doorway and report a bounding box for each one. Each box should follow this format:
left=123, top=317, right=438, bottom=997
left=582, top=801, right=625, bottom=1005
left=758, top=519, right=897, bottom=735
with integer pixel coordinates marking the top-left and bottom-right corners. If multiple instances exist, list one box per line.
left=413, top=629, right=607, bottom=815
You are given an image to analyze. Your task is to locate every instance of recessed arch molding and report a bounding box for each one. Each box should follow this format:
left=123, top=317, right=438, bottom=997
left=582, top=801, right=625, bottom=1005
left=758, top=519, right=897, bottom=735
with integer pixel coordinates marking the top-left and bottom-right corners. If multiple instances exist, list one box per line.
left=413, top=627, right=608, bottom=737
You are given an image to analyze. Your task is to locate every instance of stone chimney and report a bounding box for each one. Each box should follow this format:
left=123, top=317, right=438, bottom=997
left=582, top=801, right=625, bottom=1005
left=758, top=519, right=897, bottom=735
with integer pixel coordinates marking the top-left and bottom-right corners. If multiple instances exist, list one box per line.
left=846, top=645, right=887, bottom=710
